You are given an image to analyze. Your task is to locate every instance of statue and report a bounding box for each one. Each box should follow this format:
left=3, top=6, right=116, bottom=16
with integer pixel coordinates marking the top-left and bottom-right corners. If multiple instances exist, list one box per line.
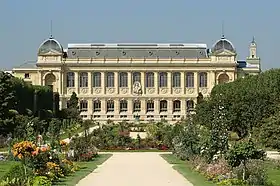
left=133, top=81, right=142, bottom=95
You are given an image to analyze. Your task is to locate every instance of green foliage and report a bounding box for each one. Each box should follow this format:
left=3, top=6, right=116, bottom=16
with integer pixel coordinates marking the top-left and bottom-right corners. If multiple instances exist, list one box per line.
left=1, top=163, right=33, bottom=185
left=32, top=176, right=51, bottom=186
left=217, top=178, right=246, bottom=186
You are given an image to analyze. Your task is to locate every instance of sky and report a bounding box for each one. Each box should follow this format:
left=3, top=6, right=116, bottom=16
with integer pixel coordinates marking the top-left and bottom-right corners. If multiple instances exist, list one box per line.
left=0, top=0, right=279, bottom=70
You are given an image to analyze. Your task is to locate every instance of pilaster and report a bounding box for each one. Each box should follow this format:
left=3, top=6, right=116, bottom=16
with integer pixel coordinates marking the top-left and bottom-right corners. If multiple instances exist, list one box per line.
left=115, top=99, right=120, bottom=115
left=101, top=72, right=105, bottom=94
left=141, top=99, right=146, bottom=116
left=154, top=99, right=159, bottom=116
left=74, top=71, right=79, bottom=94
left=154, top=71, right=158, bottom=94
left=140, top=72, right=145, bottom=94
left=168, top=99, right=173, bottom=115
left=128, top=71, right=132, bottom=94
left=88, top=72, right=92, bottom=94
left=114, top=72, right=119, bottom=94
left=181, top=99, right=186, bottom=117
left=167, top=72, right=172, bottom=94
left=194, top=72, right=198, bottom=95
left=180, top=72, right=185, bottom=94
left=88, top=99, right=93, bottom=115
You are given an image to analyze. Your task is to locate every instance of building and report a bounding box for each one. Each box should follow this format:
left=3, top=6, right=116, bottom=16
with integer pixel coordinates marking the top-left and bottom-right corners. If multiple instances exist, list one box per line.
left=12, top=35, right=260, bottom=122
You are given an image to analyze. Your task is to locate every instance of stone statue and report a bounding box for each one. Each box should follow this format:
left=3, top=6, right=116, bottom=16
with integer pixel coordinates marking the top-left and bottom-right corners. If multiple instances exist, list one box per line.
left=133, top=81, right=142, bottom=95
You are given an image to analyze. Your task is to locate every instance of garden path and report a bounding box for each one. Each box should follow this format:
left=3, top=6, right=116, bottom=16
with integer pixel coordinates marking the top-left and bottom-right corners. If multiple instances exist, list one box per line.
left=76, top=152, right=193, bottom=186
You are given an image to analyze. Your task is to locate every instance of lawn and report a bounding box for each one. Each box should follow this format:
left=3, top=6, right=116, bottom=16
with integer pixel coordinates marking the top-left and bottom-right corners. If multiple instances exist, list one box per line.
left=0, top=161, right=20, bottom=179
left=266, top=160, right=280, bottom=186
left=53, top=154, right=112, bottom=186
left=160, top=154, right=215, bottom=186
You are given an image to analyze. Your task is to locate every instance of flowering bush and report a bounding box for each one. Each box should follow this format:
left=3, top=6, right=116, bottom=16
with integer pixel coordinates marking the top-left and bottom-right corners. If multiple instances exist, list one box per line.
left=204, top=158, right=231, bottom=181
left=12, top=141, right=36, bottom=160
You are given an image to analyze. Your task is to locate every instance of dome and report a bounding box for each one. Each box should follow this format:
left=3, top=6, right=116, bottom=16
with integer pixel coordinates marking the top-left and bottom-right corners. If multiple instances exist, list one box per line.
left=38, top=37, right=63, bottom=55
left=212, top=36, right=235, bottom=53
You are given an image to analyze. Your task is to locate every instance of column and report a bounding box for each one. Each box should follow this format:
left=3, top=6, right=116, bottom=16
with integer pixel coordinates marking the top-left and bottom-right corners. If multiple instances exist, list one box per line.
left=128, top=71, right=132, bottom=94
left=141, top=99, right=146, bottom=117
left=180, top=72, right=185, bottom=94
left=140, top=72, right=145, bottom=94
left=209, top=71, right=216, bottom=90
left=88, top=99, right=93, bottom=116
left=58, top=71, right=62, bottom=95
left=127, top=99, right=133, bottom=118
left=115, top=99, right=120, bottom=118
left=74, top=72, right=79, bottom=94
left=101, top=72, right=105, bottom=94
left=181, top=99, right=186, bottom=117
left=194, top=72, right=199, bottom=95
left=101, top=99, right=106, bottom=115
left=61, top=71, right=64, bottom=95
left=154, top=99, right=159, bottom=117
left=167, top=72, right=172, bottom=94
left=38, top=71, right=42, bottom=86
left=114, top=72, right=119, bottom=94
left=154, top=71, right=158, bottom=94
left=88, top=72, right=92, bottom=94
left=168, top=99, right=173, bottom=119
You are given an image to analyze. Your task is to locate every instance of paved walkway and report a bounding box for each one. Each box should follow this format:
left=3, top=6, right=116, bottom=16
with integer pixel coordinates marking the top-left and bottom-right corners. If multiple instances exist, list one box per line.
left=76, top=152, right=193, bottom=186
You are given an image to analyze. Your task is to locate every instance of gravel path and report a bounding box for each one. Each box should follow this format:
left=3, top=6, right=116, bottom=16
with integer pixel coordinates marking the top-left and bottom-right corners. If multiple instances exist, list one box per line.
left=76, top=152, right=193, bottom=186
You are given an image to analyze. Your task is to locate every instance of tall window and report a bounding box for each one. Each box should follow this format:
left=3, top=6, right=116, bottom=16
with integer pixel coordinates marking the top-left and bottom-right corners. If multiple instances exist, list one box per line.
left=186, top=72, right=194, bottom=88
left=106, top=72, right=114, bottom=87
left=146, top=100, right=154, bottom=112
left=199, top=72, right=207, bottom=87
left=119, top=72, right=128, bottom=87
left=92, top=72, right=101, bottom=87
left=133, top=72, right=141, bottom=83
left=187, top=100, right=194, bottom=110
left=172, top=72, right=181, bottom=87
left=93, top=100, right=101, bottom=112
left=67, top=72, right=75, bottom=87
left=79, top=72, right=88, bottom=87
left=107, top=100, right=114, bottom=112
left=120, top=100, right=128, bottom=112
left=173, top=100, right=181, bottom=112
left=133, top=100, right=141, bottom=112
left=80, top=100, right=88, bottom=112
left=146, top=72, right=154, bottom=87
left=160, top=100, right=167, bottom=112
left=159, top=72, right=167, bottom=87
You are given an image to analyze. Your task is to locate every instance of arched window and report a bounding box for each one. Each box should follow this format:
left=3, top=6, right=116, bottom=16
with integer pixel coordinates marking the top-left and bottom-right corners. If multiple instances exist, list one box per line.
left=67, top=72, right=75, bottom=87
left=107, top=100, right=114, bottom=112
left=80, top=100, right=88, bottom=112
left=172, top=72, right=181, bottom=87
left=92, top=72, right=101, bottom=87
left=146, top=100, right=154, bottom=112
left=186, top=100, right=194, bottom=110
left=199, top=72, right=207, bottom=87
left=93, top=100, right=101, bottom=112
left=160, top=100, right=167, bottom=112
left=186, top=72, right=194, bottom=88
left=133, top=72, right=141, bottom=83
left=119, top=72, right=128, bottom=87
left=106, top=72, right=114, bottom=87
left=159, top=72, right=167, bottom=87
left=79, top=72, right=88, bottom=87
left=173, top=100, right=181, bottom=112
left=120, top=100, right=128, bottom=112
left=146, top=72, right=154, bottom=87
left=133, top=100, right=141, bottom=112
left=218, top=73, right=230, bottom=84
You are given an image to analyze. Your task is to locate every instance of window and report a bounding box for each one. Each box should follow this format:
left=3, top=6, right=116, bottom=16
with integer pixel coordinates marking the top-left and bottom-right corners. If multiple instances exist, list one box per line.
left=66, top=100, right=70, bottom=108
left=133, top=72, right=141, bottom=83
left=173, top=100, right=181, bottom=112
left=106, top=72, right=114, bottom=87
left=187, top=100, right=194, bottom=110
left=199, top=72, right=207, bottom=87
left=160, top=100, right=168, bottom=112
left=93, top=100, right=101, bottom=112
left=159, top=72, right=167, bottom=87
left=92, top=72, right=101, bottom=87
left=146, top=100, right=154, bottom=112
left=67, top=72, right=75, bottom=87
left=133, top=100, right=141, bottom=112
left=120, top=100, right=128, bottom=112
left=80, top=100, right=88, bottom=112
left=186, top=72, right=194, bottom=88
left=79, top=72, right=88, bottom=87
left=146, top=72, right=154, bottom=87
left=119, top=72, right=128, bottom=87
left=172, top=72, right=181, bottom=87
left=24, top=73, right=30, bottom=79
left=107, top=100, right=114, bottom=112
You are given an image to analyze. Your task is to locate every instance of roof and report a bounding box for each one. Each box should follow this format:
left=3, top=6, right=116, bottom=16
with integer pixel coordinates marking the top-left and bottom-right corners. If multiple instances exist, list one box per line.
left=66, top=43, right=209, bottom=59
left=13, top=61, right=37, bottom=69
left=38, top=37, right=63, bottom=55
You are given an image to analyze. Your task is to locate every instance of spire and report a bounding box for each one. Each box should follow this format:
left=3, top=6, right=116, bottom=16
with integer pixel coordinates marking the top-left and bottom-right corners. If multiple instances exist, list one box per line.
left=252, top=36, right=256, bottom=44
left=50, top=20, right=53, bottom=39
left=221, top=21, right=225, bottom=39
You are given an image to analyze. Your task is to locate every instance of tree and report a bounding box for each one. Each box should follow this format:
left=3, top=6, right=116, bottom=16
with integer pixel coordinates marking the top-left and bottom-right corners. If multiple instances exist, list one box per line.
left=226, top=139, right=265, bottom=180
left=63, top=92, right=80, bottom=119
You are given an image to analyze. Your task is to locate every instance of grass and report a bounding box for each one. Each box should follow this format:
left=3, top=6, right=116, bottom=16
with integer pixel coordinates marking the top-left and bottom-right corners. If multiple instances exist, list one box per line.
left=53, top=154, right=112, bottom=186
left=160, top=154, right=215, bottom=186
left=266, top=160, right=280, bottom=186
left=0, top=161, right=20, bottom=179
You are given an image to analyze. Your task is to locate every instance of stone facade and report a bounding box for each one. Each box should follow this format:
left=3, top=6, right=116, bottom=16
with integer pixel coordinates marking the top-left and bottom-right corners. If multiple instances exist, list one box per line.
left=11, top=35, right=260, bottom=123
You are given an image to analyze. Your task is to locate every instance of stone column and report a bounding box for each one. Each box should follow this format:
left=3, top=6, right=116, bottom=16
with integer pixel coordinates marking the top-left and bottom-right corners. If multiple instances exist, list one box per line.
left=167, top=72, right=172, bottom=94
left=74, top=72, right=79, bottom=94
left=61, top=71, right=64, bottom=95
left=181, top=99, right=186, bottom=118
left=88, top=99, right=93, bottom=116
left=58, top=71, right=62, bottom=95
left=38, top=71, right=42, bottom=86
left=128, top=71, right=132, bottom=94
left=101, top=72, right=105, bottom=94
left=114, top=72, right=119, bottom=94
left=154, top=71, right=159, bottom=94
left=141, top=99, right=146, bottom=117
left=140, top=72, right=145, bottom=94
left=88, top=72, right=92, bottom=94
left=154, top=99, right=159, bottom=118
left=127, top=99, right=133, bottom=118
left=168, top=99, right=173, bottom=117
left=180, top=72, right=185, bottom=94
left=209, top=71, right=216, bottom=90
left=194, top=72, right=199, bottom=95
left=115, top=99, right=120, bottom=120
left=101, top=99, right=106, bottom=117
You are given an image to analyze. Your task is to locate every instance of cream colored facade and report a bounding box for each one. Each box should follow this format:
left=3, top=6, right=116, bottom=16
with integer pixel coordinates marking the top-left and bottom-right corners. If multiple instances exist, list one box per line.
left=12, top=35, right=260, bottom=123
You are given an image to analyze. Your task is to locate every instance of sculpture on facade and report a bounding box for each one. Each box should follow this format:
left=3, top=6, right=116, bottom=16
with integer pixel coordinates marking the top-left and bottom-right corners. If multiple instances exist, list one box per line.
left=133, top=81, right=142, bottom=95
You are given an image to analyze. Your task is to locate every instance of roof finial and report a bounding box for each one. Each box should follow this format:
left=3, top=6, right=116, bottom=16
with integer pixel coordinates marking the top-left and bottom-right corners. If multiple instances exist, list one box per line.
left=252, top=36, right=255, bottom=43
left=221, top=21, right=225, bottom=38
left=50, top=20, right=53, bottom=39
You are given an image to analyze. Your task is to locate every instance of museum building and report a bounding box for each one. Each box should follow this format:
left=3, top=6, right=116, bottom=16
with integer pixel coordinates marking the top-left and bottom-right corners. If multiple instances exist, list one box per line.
left=12, top=35, right=261, bottom=122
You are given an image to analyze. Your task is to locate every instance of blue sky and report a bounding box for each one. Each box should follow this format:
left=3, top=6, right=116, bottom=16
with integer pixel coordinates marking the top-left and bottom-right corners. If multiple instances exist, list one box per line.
left=0, top=0, right=279, bottom=70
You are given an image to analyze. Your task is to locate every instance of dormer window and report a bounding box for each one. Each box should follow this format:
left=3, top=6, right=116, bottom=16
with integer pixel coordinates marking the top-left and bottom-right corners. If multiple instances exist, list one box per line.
left=24, top=73, right=30, bottom=79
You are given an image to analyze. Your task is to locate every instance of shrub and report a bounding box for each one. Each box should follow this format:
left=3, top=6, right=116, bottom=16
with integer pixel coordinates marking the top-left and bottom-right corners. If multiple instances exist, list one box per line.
left=1, top=164, right=33, bottom=185
left=32, top=176, right=51, bottom=186
left=204, top=158, right=231, bottom=182
left=217, top=178, right=246, bottom=186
